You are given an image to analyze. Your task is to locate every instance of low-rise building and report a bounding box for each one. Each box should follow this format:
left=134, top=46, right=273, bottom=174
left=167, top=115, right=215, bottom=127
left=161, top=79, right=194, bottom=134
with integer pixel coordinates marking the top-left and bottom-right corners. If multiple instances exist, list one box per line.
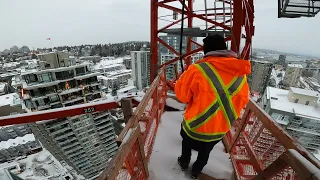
left=261, top=86, right=320, bottom=153
left=0, top=149, right=84, bottom=180
left=0, top=134, right=41, bottom=163
left=0, top=125, right=31, bottom=142
left=94, top=60, right=132, bottom=89
left=0, top=93, right=25, bottom=116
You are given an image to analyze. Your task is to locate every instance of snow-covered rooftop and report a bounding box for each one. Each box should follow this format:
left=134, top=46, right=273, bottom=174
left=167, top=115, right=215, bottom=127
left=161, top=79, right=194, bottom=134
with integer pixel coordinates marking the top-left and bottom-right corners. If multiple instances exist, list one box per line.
left=0, top=93, right=21, bottom=107
left=149, top=111, right=233, bottom=179
left=0, top=149, right=84, bottom=180
left=0, top=134, right=35, bottom=150
left=267, top=86, right=320, bottom=121
left=21, top=63, right=89, bottom=75
left=287, top=64, right=303, bottom=68
left=252, top=60, right=272, bottom=64
left=94, top=63, right=123, bottom=70
left=93, top=57, right=124, bottom=70
left=117, top=86, right=136, bottom=93
left=0, top=72, right=19, bottom=78
left=106, top=69, right=131, bottom=76
left=290, top=87, right=320, bottom=97
left=0, top=83, right=5, bottom=91
left=74, top=72, right=100, bottom=80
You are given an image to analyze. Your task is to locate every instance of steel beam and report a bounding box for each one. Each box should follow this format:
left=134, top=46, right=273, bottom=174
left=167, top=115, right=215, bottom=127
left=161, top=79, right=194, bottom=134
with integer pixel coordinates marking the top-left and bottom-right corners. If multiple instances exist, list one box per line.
left=0, top=100, right=120, bottom=126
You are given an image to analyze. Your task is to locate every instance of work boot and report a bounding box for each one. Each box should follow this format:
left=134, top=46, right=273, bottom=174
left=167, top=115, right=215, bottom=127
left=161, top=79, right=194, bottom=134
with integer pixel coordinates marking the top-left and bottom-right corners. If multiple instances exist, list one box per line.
left=177, top=157, right=188, bottom=171
left=191, top=173, right=199, bottom=179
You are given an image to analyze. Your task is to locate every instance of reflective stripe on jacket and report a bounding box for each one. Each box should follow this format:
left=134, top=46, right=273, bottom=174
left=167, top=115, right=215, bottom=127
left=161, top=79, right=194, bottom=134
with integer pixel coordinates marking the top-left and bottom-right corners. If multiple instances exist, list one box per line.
left=175, top=51, right=251, bottom=142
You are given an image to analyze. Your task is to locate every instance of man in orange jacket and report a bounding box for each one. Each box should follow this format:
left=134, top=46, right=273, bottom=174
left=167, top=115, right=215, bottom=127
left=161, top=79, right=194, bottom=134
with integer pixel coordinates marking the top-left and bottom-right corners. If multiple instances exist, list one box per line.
left=174, top=34, right=250, bottom=179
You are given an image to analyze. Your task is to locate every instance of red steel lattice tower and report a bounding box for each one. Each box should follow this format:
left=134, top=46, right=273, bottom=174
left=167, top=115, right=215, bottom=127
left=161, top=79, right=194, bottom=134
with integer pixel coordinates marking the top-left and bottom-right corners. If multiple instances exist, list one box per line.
left=150, top=0, right=255, bottom=85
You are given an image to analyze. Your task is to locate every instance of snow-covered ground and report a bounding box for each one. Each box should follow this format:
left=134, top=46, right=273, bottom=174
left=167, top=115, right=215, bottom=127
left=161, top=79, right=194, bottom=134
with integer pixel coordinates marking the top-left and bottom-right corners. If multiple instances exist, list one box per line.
left=0, top=149, right=85, bottom=180
left=166, top=98, right=186, bottom=111
left=93, top=57, right=125, bottom=69
left=148, top=111, right=233, bottom=180
left=270, top=68, right=285, bottom=88
left=314, top=151, right=320, bottom=161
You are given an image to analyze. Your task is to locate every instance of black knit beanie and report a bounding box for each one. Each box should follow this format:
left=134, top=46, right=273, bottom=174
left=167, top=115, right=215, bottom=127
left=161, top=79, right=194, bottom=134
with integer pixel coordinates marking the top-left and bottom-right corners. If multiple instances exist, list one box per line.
left=203, top=35, right=227, bottom=54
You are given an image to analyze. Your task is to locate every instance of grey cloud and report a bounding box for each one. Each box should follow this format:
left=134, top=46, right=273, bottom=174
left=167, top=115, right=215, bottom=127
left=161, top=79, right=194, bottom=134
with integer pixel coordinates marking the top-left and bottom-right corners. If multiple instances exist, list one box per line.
left=0, top=0, right=319, bottom=56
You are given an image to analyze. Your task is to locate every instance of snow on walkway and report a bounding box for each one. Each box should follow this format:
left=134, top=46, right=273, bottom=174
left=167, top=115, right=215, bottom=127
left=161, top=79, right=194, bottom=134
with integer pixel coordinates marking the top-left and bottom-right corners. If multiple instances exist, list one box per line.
left=148, top=111, right=234, bottom=180
left=166, top=98, right=186, bottom=111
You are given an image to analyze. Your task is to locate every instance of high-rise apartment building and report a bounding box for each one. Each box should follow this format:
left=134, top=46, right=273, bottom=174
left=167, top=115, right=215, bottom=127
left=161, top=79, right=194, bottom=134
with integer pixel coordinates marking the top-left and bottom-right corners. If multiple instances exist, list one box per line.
left=158, top=35, right=198, bottom=55
left=20, top=52, right=118, bottom=179
left=277, top=54, right=287, bottom=67
left=131, top=51, right=151, bottom=90
left=261, top=86, right=320, bottom=153
left=158, top=35, right=200, bottom=80
left=283, top=64, right=303, bottom=88
left=247, top=60, right=273, bottom=94
left=160, top=53, right=204, bottom=81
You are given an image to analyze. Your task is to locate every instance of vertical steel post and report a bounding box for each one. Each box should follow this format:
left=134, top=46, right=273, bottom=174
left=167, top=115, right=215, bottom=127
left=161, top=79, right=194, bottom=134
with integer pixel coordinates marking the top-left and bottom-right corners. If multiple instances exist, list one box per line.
left=178, top=0, right=187, bottom=72
left=231, top=0, right=243, bottom=56
left=186, top=0, right=193, bottom=66
left=150, top=0, right=159, bottom=82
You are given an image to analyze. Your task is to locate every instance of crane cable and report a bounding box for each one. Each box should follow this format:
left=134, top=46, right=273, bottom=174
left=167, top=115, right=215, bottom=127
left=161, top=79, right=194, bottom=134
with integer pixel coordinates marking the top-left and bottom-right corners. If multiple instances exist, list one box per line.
left=178, top=0, right=187, bottom=73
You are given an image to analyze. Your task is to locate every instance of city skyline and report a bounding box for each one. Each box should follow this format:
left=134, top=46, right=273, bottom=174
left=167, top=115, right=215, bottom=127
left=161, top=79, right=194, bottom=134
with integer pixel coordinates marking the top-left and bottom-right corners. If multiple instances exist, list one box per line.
left=0, top=0, right=319, bottom=57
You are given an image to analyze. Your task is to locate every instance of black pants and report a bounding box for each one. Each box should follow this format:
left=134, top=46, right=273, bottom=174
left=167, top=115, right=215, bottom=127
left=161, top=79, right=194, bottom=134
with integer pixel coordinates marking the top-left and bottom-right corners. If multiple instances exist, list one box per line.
left=180, top=127, right=220, bottom=175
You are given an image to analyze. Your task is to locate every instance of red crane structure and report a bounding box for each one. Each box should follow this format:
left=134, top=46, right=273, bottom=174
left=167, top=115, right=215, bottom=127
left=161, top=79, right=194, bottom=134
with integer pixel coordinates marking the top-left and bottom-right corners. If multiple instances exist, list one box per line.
left=150, top=0, right=254, bottom=85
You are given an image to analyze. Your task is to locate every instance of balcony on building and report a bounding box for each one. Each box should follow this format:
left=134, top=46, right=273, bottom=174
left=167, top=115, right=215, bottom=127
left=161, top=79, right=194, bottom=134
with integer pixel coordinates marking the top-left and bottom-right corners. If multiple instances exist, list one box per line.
left=84, top=89, right=101, bottom=102
left=60, top=140, right=80, bottom=151
left=74, top=72, right=100, bottom=82
left=44, top=118, right=69, bottom=128
left=22, top=72, right=59, bottom=91
left=63, top=97, right=85, bottom=107
left=57, top=135, right=78, bottom=146
left=77, top=76, right=99, bottom=88
left=23, top=85, right=58, bottom=100
left=96, top=121, right=113, bottom=131
left=49, top=123, right=72, bottom=136
left=58, top=79, right=82, bottom=95
left=92, top=111, right=109, bottom=120
left=53, top=130, right=74, bottom=141
left=94, top=118, right=111, bottom=127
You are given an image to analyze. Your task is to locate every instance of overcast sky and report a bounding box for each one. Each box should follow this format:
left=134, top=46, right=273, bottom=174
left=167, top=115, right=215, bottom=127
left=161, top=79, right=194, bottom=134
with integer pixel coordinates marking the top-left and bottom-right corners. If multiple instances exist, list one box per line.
left=0, top=0, right=319, bottom=57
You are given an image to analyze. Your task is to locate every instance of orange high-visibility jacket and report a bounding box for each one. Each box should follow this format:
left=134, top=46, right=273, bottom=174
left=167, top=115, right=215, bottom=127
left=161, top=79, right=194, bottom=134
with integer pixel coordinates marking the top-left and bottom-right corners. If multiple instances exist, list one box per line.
left=175, top=50, right=251, bottom=142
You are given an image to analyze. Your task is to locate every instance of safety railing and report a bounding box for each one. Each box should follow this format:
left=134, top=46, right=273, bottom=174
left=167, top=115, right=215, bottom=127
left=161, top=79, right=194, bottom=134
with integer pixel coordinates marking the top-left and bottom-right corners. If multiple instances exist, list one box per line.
left=98, top=68, right=167, bottom=180
left=99, top=66, right=320, bottom=179
left=224, top=99, right=320, bottom=180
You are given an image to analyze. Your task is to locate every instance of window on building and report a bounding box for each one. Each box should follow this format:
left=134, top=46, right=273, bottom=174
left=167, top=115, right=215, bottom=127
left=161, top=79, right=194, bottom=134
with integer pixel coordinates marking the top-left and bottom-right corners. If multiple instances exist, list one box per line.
left=44, top=63, right=51, bottom=68
left=24, top=74, right=38, bottom=84
left=24, top=100, right=35, bottom=108
left=31, top=88, right=45, bottom=97
left=55, top=72, right=63, bottom=80
left=76, top=67, right=86, bottom=75
left=305, top=101, right=310, bottom=105
left=38, top=73, right=52, bottom=83
left=55, top=71, right=74, bottom=80
left=49, top=95, right=60, bottom=102
left=36, top=99, right=46, bottom=106
left=294, top=99, right=299, bottom=103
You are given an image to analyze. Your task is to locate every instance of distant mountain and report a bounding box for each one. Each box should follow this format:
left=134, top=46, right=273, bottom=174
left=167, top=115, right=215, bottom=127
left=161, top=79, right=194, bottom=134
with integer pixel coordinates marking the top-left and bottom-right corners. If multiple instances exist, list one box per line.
left=252, top=48, right=319, bottom=59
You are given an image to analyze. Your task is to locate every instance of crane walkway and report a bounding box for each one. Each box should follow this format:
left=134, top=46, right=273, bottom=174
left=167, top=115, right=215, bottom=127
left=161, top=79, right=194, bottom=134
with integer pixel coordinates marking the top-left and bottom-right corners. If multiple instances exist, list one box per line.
left=148, top=111, right=233, bottom=180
